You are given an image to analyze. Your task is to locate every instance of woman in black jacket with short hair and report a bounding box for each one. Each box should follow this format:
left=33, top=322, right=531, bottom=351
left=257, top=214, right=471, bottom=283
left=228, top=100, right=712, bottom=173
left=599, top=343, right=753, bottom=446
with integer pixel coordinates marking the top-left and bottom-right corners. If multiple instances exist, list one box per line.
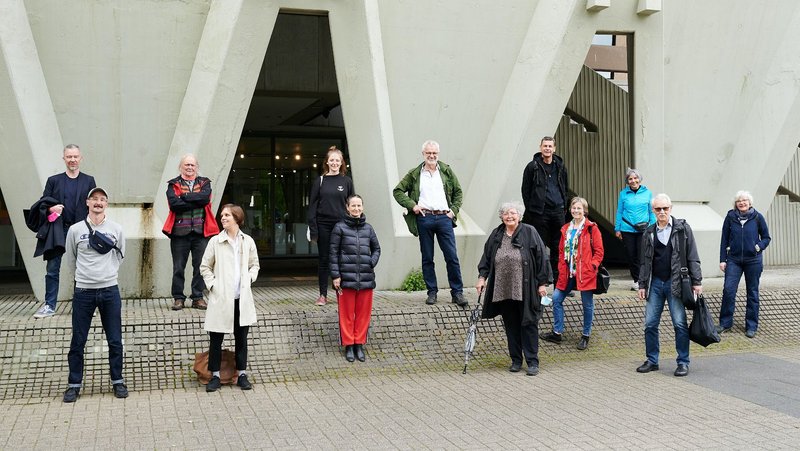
left=330, top=195, right=381, bottom=362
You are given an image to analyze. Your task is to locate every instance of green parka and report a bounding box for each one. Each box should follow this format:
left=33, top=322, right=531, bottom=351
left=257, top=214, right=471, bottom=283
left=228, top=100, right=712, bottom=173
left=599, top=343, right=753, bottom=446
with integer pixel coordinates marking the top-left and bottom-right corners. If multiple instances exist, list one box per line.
left=392, top=162, right=463, bottom=236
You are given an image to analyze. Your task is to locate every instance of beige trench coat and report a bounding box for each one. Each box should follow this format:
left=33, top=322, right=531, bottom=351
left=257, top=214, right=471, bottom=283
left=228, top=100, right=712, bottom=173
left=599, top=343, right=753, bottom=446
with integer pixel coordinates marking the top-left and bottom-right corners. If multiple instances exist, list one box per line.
left=200, top=230, right=260, bottom=333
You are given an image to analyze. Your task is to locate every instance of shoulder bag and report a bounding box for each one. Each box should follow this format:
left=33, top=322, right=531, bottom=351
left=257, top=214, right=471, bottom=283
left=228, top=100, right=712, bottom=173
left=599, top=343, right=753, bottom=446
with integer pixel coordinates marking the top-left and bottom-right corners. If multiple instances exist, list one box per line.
left=589, top=224, right=610, bottom=294
left=622, top=217, right=649, bottom=233
left=594, top=266, right=611, bottom=295
left=84, top=219, right=124, bottom=257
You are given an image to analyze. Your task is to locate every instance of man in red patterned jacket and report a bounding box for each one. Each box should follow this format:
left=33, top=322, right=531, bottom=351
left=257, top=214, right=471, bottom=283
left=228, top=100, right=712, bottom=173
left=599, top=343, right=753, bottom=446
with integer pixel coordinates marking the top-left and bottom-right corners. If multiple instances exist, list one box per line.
left=162, top=154, right=220, bottom=310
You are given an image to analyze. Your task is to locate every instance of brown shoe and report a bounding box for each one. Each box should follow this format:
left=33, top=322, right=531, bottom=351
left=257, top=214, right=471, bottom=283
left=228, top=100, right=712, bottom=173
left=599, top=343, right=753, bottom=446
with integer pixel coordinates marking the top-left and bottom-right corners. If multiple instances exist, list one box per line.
left=171, top=299, right=184, bottom=311
left=193, top=299, right=207, bottom=310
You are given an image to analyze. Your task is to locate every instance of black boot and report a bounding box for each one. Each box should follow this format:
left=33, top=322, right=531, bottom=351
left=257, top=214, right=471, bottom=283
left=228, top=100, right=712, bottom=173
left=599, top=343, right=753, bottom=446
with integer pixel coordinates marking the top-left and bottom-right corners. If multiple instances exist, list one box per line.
left=355, top=344, right=366, bottom=362
left=345, top=345, right=355, bottom=362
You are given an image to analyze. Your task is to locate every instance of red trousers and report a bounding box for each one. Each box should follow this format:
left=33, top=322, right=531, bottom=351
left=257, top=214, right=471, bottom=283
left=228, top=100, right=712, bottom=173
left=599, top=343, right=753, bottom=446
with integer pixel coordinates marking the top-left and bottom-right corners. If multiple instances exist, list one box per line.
left=338, top=288, right=373, bottom=345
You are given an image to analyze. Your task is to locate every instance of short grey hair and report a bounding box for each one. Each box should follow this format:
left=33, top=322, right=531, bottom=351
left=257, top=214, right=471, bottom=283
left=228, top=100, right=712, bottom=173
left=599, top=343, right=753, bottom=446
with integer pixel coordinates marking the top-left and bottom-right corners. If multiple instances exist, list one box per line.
left=625, top=167, right=642, bottom=183
left=570, top=196, right=589, bottom=212
left=498, top=201, right=525, bottom=219
left=651, top=193, right=672, bottom=207
left=421, top=140, right=440, bottom=152
left=733, top=190, right=754, bottom=207
left=63, top=144, right=80, bottom=154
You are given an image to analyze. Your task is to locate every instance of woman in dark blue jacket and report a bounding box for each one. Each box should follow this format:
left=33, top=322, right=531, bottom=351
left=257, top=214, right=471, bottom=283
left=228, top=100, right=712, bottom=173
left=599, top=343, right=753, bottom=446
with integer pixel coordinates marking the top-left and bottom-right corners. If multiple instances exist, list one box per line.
left=330, top=195, right=381, bottom=362
left=718, top=190, right=771, bottom=338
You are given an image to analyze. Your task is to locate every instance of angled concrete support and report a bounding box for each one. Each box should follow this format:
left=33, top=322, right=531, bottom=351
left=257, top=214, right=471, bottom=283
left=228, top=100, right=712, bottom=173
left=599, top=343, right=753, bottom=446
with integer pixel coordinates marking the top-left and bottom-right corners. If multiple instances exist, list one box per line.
left=0, top=0, right=64, bottom=300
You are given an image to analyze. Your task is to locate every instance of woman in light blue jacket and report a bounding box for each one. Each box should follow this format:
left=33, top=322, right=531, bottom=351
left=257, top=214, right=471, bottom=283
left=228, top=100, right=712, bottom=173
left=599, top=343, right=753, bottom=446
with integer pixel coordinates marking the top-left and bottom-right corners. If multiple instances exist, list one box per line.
left=614, top=168, right=655, bottom=291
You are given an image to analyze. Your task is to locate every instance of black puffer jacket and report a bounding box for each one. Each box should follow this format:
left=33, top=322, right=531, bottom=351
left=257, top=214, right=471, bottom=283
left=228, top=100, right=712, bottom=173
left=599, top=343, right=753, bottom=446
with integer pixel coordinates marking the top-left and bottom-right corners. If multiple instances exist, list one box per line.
left=329, top=214, right=381, bottom=290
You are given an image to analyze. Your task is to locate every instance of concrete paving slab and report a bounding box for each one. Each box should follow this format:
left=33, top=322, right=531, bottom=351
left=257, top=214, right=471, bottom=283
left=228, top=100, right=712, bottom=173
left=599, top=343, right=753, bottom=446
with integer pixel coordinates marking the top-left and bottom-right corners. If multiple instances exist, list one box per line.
left=686, top=352, right=800, bottom=418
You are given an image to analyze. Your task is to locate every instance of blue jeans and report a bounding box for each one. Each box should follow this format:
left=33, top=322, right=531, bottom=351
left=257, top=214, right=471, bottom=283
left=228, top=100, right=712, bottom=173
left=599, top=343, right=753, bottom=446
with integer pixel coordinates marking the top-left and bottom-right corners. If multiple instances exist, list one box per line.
left=417, top=213, right=463, bottom=296
left=170, top=233, right=209, bottom=300
left=719, top=259, right=762, bottom=332
left=44, top=254, right=62, bottom=309
left=644, top=277, right=689, bottom=366
left=552, top=277, right=594, bottom=336
left=68, top=286, right=124, bottom=387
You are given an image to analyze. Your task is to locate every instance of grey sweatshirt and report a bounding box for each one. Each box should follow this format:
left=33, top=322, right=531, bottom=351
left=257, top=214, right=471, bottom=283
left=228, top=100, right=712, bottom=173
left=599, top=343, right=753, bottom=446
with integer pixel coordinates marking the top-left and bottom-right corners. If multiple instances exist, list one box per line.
left=65, top=217, right=126, bottom=289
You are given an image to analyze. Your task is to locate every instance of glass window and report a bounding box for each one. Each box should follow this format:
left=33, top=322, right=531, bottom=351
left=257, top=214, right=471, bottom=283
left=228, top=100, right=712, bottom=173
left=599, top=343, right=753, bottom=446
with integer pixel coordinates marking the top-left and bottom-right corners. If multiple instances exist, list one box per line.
left=221, top=136, right=348, bottom=258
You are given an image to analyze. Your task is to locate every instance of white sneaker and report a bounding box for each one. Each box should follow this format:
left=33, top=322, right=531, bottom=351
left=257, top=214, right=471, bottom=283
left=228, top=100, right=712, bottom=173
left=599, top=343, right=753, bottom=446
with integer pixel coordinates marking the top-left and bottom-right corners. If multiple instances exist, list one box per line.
left=33, top=305, right=56, bottom=318
left=631, top=282, right=639, bottom=291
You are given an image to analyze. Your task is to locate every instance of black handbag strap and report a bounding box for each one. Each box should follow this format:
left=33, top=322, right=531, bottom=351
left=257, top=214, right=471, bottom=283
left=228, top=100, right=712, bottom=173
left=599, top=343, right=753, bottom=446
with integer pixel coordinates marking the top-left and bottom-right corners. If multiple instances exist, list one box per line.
left=621, top=217, right=637, bottom=228
left=679, top=227, right=688, bottom=270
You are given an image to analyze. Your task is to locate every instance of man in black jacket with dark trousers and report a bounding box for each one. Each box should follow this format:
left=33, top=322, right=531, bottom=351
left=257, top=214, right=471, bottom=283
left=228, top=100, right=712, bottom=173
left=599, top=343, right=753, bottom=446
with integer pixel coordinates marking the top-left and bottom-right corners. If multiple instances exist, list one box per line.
left=521, top=136, right=569, bottom=283
left=34, top=144, right=96, bottom=318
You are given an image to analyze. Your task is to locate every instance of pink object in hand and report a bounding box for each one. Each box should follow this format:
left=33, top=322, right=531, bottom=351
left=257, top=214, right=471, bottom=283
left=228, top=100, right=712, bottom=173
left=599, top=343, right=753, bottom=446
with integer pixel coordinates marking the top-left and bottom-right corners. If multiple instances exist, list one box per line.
left=47, top=211, right=60, bottom=222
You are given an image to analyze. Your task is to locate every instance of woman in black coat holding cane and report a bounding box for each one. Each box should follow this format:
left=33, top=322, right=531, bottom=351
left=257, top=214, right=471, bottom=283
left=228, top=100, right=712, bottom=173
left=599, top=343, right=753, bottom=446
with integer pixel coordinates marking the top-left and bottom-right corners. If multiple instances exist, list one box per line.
left=475, top=201, right=551, bottom=376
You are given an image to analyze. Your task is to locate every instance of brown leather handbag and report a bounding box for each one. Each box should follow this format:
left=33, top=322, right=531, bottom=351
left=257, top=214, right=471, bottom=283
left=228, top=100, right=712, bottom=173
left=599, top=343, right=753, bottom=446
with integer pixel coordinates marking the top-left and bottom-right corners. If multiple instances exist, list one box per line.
left=193, top=350, right=238, bottom=385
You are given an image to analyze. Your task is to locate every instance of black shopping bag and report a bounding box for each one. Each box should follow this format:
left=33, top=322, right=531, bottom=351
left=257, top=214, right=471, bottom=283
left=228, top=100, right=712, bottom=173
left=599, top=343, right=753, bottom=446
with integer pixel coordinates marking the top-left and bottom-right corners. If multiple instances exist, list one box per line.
left=689, top=295, right=720, bottom=347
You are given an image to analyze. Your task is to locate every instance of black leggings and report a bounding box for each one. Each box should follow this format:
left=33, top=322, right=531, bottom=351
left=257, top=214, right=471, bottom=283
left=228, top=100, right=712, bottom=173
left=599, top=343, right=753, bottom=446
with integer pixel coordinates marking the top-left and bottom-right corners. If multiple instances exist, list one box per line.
left=316, top=219, right=338, bottom=296
left=208, top=299, right=249, bottom=372
left=621, top=231, right=644, bottom=282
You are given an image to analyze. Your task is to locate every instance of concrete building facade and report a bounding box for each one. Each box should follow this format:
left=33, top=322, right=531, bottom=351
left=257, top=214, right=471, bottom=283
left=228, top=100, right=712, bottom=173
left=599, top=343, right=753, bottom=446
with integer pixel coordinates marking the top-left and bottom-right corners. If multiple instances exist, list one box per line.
left=1, top=0, right=799, bottom=299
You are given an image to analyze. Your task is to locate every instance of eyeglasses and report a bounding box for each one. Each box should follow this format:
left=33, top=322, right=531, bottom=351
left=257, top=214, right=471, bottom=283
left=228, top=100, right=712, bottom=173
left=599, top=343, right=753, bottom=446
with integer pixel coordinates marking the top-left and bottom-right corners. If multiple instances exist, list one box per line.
left=653, top=207, right=670, bottom=212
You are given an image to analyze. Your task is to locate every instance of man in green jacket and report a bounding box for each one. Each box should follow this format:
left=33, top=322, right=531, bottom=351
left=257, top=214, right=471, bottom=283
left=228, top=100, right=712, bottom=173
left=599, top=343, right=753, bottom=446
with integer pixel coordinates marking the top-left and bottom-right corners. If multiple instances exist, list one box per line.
left=393, top=140, right=467, bottom=307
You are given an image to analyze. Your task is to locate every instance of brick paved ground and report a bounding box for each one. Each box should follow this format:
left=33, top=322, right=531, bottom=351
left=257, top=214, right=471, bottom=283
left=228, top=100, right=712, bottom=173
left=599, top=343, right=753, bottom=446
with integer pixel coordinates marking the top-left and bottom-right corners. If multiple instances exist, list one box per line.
left=1, top=267, right=799, bottom=448
left=1, top=347, right=799, bottom=449
left=2, top=284, right=799, bottom=400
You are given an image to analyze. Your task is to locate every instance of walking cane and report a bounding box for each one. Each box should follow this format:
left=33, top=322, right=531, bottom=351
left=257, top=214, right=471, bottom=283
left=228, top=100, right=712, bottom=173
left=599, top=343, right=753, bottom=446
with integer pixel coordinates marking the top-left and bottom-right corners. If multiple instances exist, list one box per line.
left=462, top=291, right=483, bottom=374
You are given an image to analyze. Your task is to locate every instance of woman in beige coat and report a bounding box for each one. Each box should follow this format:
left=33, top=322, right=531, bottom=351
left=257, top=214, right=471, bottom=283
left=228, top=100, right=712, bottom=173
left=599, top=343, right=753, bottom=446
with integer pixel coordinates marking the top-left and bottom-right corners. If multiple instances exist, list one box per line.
left=200, top=204, right=259, bottom=392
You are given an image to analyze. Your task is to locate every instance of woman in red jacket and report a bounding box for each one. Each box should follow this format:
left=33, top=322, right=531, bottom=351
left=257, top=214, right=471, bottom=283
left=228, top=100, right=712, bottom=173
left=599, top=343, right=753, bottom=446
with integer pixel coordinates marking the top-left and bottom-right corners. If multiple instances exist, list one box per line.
left=540, top=197, right=604, bottom=350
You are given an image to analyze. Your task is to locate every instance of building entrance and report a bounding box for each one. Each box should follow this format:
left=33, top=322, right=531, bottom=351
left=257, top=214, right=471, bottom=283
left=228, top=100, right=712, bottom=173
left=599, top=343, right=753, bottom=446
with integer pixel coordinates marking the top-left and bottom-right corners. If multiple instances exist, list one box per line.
left=221, top=136, right=349, bottom=259
left=224, top=11, right=347, bottom=268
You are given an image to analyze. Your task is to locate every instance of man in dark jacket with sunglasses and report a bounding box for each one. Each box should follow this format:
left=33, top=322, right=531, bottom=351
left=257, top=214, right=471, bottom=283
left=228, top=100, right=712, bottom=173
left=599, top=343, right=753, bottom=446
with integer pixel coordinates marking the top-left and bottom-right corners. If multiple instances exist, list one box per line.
left=636, top=193, right=702, bottom=378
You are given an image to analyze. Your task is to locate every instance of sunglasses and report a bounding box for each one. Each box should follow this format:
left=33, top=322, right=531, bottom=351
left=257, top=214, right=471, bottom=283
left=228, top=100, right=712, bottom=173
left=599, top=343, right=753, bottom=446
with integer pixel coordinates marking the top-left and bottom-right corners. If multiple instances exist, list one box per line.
left=653, top=207, right=670, bottom=212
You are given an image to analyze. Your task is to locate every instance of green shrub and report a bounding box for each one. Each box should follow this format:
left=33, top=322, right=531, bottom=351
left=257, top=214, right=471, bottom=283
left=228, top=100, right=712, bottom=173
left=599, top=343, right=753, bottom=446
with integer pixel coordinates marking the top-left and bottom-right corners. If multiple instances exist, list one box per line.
left=400, top=268, right=426, bottom=292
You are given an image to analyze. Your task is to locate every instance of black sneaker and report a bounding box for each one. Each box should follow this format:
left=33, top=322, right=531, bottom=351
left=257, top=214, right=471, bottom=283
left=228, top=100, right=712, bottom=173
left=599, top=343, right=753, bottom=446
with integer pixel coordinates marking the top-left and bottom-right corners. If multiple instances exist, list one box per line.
left=425, top=293, right=437, bottom=305
left=509, top=362, right=522, bottom=373
left=526, top=365, right=539, bottom=376
left=540, top=331, right=562, bottom=344
left=113, top=383, right=129, bottom=398
left=576, top=335, right=590, bottom=351
left=206, top=376, right=221, bottom=392
left=237, top=374, right=252, bottom=390
left=452, top=293, right=468, bottom=307
left=63, top=387, right=80, bottom=403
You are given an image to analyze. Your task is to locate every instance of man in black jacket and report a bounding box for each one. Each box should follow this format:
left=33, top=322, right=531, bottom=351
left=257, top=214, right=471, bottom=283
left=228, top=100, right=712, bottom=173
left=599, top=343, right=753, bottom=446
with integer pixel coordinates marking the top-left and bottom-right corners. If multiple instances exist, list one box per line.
left=34, top=144, right=96, bottom=319
left=521, top=136, right=569, bottom=282
left=636, top=193, right=703, bottom=377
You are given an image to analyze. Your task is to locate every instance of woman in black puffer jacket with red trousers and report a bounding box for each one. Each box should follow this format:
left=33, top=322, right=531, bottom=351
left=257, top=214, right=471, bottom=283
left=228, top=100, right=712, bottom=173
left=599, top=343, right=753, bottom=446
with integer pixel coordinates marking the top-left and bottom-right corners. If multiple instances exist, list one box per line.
left=330, top=194, right=381, bottom=363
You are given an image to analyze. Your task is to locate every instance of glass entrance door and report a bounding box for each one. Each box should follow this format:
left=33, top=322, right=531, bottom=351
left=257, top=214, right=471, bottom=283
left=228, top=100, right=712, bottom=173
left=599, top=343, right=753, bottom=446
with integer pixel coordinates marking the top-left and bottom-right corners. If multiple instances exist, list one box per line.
left=222, top=136, right=348, bottom=258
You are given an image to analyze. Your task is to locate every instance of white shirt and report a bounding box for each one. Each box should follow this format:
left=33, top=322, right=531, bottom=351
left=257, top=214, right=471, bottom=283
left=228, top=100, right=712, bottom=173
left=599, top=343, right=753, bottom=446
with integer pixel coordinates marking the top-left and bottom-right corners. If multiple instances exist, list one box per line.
left=227, top=231, right=242, bottom=299
left=417, top=165, right=450, bottom=211
left=656, top=218, right=673, bottom=246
